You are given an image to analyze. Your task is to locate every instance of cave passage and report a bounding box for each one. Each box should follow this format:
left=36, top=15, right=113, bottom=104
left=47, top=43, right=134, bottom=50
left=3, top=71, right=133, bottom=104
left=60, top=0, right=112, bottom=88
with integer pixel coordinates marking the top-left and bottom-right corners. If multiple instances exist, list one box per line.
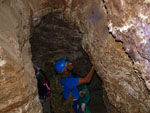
left=30, top=12, right=106, bottom=113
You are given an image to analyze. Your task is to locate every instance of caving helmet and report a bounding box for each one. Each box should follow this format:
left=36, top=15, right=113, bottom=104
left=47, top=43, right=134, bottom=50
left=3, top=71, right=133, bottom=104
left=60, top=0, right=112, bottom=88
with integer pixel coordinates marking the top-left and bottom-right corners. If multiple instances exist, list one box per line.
left=54, top=58, right=69, bottom=73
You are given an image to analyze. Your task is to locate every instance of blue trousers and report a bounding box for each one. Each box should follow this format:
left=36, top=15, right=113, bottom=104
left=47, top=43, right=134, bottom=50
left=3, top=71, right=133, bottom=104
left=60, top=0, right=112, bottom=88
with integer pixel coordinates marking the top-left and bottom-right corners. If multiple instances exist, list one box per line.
left=73, top=99, right=83, bottom=113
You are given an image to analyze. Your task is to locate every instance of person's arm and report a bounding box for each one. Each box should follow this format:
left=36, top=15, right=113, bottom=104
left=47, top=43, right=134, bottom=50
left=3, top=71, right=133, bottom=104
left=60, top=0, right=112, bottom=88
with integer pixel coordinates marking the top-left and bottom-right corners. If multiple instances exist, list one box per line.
left=77, top=66, right=95, bottom=85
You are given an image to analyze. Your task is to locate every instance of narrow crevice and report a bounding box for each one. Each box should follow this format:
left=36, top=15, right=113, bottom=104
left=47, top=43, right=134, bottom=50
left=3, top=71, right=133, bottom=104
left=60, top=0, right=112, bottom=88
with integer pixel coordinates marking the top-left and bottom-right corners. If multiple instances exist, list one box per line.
left=30, top=12, right=106, bottom=113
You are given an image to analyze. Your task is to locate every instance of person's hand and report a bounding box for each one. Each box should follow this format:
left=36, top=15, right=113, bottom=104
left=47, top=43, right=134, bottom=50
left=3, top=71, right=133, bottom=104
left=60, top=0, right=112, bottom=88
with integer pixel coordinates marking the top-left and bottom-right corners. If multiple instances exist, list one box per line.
left=79, top=89, right=87, bottom=97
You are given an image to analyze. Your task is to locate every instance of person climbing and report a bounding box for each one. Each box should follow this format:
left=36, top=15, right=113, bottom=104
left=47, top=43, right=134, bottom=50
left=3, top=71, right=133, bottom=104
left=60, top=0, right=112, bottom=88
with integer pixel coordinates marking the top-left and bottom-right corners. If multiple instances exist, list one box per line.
left=33, top=64, right=51, bottom=102
left=54, top=58, right=95, bottom=113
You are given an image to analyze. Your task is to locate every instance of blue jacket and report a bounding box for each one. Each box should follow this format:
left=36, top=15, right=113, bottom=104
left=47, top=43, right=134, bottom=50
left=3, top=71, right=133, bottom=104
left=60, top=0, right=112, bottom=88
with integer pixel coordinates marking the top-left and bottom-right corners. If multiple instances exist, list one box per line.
left=61, top=74, right=80, bottom=100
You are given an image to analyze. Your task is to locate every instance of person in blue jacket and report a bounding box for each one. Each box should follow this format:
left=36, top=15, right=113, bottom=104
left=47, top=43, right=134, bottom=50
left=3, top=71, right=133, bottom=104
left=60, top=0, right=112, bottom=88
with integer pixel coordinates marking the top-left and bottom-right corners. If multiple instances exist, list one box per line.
left=54, top=58, right=95, bottom=113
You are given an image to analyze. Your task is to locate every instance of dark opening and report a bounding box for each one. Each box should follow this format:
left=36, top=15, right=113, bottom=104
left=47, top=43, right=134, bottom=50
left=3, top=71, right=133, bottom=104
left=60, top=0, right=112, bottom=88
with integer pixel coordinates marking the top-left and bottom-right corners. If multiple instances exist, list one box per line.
left=30, top=12, right=106, bottom=113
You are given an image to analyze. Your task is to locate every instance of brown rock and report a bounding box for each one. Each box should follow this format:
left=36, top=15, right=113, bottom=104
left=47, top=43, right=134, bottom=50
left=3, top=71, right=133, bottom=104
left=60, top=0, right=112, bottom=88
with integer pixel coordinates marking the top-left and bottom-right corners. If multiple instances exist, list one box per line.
left=1, top=0, right=150, bottom=113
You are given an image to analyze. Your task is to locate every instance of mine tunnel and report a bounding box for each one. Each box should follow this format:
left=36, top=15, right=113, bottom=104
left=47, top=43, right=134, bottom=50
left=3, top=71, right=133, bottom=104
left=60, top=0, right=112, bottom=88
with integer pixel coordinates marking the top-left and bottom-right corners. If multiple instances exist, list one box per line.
left=30, top=12, right=106, bottom=113
left=1, top=1, right=150, bottom=113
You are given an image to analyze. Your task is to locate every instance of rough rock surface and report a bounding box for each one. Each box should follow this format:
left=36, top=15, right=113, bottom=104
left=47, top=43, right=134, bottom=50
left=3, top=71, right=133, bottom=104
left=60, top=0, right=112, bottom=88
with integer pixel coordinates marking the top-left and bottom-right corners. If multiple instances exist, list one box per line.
left=1, top=0, right=150, bottom=113
left=105, top=0, right=150, bottom=90
left=102, top=0, right=150, bottom=112
left=0, top=1, right=42, bottom=113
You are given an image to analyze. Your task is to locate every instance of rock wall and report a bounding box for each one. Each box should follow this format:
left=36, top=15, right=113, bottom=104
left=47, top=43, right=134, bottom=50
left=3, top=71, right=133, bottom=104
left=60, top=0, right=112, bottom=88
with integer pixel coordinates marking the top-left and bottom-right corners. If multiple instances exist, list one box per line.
left=0, top=0, right=150, bottom=113
left=105, top=0, right=150, bottom=90
left=76, top=1, right=150, bottom=113
left=0, top=1, right=42, bottom=113
left=103, top=0, right=150, bottom=112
